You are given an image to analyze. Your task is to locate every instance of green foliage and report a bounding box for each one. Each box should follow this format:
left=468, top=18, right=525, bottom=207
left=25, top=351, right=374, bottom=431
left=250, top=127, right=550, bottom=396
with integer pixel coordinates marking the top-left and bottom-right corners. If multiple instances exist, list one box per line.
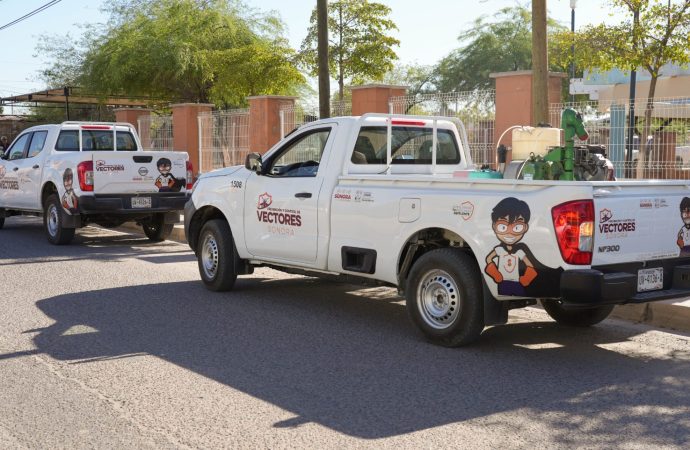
left=553, top=0, right=690, bottom=78
left=37, top=0, right=304, bottom=107
left=435, top=6, right=567, bottom=93
left=300, top=0, right=400, bottom=100
left=381, top=63, right=437, bottom=97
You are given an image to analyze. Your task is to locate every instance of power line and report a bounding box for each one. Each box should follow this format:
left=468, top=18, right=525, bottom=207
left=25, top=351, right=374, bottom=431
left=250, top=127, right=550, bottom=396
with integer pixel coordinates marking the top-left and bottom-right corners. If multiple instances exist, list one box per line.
left=0, top=1, right=63, bottom=32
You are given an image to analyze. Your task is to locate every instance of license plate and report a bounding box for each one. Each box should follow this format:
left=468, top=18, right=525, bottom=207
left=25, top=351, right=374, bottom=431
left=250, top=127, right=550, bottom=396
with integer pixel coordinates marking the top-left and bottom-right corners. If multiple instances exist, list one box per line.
left=131, top=197, right=151, bottom=208
left=637, top=267, right=663, bottom=292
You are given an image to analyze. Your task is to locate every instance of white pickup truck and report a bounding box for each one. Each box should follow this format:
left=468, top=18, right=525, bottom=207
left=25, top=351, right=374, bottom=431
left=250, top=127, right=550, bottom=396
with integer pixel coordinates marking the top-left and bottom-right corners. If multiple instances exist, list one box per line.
left=184, top=114, right=690, bottom=346
left=0, top=122, right=192, bottom=244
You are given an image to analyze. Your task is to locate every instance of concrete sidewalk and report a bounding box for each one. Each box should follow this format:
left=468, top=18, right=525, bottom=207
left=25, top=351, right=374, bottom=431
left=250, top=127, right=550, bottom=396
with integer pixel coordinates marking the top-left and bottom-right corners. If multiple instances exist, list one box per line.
left=119, top=221, right=690, bottom=335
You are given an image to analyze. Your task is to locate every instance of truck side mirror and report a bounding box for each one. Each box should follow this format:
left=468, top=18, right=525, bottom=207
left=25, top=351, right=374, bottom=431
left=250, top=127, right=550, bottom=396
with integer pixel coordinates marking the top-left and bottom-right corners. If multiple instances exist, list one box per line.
left=245, top=152, right=263, bottom=174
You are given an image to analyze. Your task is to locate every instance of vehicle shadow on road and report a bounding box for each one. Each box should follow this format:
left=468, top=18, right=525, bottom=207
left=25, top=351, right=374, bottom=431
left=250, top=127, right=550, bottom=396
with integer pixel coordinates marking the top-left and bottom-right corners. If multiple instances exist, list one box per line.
left=28, top=278, right=690, bottom=444
left=0, top=218, right=193, bottom=265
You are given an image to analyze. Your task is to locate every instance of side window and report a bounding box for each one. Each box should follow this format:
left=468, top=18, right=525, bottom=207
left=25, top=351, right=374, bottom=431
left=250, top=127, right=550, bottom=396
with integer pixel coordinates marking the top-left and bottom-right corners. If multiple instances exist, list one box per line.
left=268, top=129, right=331, bottom=177
left=115, top=131, right=137, bottom=151
left=350, top=126, right=461, bottom=165
left=56, top=131, right=79, bottom=151
left=27, top=131, right=48, bottom=158
left=7, top=133, right=31, bottom=161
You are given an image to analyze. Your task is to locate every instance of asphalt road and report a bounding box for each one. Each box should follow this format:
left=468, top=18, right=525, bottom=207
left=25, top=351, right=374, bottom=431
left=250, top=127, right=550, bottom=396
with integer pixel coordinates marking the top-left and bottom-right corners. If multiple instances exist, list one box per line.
left=1, top=217, right=690, bottom=449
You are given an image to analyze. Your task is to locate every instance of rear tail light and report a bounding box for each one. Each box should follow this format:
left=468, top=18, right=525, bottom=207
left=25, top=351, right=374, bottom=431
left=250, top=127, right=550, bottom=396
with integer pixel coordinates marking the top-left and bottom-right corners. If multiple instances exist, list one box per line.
left=77, top=161, right=94, bottom=192
left=186, top=161, right=194, bottom=191
left=551, top=200, right=594, bottom=265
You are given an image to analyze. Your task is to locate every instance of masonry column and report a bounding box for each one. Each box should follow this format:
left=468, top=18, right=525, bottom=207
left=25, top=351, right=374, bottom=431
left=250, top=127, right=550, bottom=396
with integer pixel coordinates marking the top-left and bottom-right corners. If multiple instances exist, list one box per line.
left=350, top=84, right=407, bottom=115
left=247, top=96, right=297, bottom=153
left=114, top=108, right=152, bottom=133
left=171, top=103, right=214, bottom=173
left=490, top=70, right=566, bottom=154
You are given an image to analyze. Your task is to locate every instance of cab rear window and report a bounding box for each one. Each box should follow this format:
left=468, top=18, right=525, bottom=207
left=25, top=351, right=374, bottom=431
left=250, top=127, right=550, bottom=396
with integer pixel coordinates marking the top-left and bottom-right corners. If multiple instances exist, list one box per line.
left=55, top=129, right=138, bottom=151
left=351, top=126, right=461, bottom=165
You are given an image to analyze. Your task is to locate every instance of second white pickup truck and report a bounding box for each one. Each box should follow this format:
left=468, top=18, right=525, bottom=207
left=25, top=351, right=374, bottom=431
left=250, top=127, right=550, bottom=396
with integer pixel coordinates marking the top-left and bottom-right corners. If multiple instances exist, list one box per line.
left=0, top=122, right=192, bottom=244
left=184, top=114, right=690, bottom=346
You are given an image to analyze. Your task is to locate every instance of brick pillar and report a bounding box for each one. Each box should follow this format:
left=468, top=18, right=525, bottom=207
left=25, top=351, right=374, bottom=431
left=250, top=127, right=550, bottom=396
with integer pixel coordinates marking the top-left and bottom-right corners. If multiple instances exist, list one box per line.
left=171, top=103, right=214, bottom=173
left=114, top=108, right=152, bottom=133
left=247, top=96, right=297, bottom=153
left=490, top=70, right=567, bottom=152
left=350, top=84, right=407, bottom=116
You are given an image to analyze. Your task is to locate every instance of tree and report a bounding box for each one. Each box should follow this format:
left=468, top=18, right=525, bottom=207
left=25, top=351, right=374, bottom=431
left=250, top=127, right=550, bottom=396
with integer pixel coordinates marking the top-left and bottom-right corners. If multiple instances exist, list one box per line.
left=37, top=0, right=305, bottom=107
left=300, top=0, right=400, bottom=101
left=553, top=0, right=690, bottom=177
left=435, top=6, right=566, bottom=93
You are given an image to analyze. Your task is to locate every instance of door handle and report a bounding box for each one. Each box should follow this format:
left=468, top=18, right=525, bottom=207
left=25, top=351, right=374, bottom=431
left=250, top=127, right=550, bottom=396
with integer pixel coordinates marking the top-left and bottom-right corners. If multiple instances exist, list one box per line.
left=294, top=192, right=312, bottom=199
left=12, top=167, right=18, bottom=171
left=33, top=165, right=40, bottom=169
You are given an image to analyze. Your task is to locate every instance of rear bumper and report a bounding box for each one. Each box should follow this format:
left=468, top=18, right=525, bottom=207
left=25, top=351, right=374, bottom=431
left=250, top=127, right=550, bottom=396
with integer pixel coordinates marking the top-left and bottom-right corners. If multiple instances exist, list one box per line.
left=561, top=258, right=690, bottom=307
left=78, top=194, right=187, bottom=215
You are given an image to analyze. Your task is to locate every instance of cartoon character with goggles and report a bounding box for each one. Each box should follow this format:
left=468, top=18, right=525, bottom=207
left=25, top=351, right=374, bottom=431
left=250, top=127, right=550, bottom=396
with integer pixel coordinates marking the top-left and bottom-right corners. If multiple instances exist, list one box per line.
left=484, top=197, right=538, bottom=296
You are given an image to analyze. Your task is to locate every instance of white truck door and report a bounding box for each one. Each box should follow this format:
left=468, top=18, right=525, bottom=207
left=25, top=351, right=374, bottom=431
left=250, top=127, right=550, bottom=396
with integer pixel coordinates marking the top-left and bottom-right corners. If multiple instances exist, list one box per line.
left=0, top=132, right=31, bottom=209
left=16, top=130, right=49, bottom=209
left=243, top=126, right=336, bottom=264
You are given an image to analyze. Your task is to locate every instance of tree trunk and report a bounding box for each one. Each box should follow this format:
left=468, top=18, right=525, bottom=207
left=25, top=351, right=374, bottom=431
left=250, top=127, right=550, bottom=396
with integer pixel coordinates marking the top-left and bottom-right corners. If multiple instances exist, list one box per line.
left=531, top=0, right=549, bottom=126
left=635, top=75, right=658, bottom=179
left=338, top=4, right=344, bottom=102
left=317, top=0, right=330, bottom=119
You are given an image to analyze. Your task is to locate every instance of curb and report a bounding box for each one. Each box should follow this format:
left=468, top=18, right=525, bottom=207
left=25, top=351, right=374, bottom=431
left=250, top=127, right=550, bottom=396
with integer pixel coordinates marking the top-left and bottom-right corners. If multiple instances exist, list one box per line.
left=117, top=221, right=690, bottom=335
left=612, top=300, right=690, bottom=334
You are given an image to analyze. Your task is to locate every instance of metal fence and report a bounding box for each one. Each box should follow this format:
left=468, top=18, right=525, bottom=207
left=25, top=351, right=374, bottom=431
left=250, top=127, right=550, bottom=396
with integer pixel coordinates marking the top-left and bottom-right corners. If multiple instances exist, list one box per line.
left=279, top=100, right=352, bottom=139
left=389, top=90, right=496, bottom=168
left=550, top=98, right=690, bottom=180
left=137, top=114, right=173, bottom=151
left=198, top=109, right=250, bottom=173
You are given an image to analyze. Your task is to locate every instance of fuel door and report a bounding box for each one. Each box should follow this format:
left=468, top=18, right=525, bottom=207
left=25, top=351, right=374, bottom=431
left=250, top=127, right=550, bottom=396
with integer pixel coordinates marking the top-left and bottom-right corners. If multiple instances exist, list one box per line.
left=399, top=198, right=421, bottom=223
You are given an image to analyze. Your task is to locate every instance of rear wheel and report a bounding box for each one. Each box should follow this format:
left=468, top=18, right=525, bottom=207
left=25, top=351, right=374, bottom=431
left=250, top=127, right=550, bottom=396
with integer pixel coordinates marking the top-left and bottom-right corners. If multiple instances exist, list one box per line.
left=541, top=299, right=614, bottom=327
left=197, top=219, right=238, bottom=292
left=44, top=194, right=75, bottom=245
left=142, top=214, right=174, bottom=242
left=406, top=249, right=484, bottom=347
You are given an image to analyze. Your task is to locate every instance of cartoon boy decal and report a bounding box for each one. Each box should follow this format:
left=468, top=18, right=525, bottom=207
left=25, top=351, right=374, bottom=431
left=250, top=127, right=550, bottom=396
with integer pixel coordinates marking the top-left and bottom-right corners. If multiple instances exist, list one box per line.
left=61, top=168, right=78, bottom=212
left=677, top=197, right=690, bottom=256
left=154, top=157, right=176, bottom=192
left=484, top=197, right=539, bottom=296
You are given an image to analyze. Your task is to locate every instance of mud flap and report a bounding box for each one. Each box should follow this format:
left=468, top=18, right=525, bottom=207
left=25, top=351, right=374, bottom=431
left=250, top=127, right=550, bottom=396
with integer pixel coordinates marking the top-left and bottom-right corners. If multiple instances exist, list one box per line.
left=61, top=212, right=81, bottom=228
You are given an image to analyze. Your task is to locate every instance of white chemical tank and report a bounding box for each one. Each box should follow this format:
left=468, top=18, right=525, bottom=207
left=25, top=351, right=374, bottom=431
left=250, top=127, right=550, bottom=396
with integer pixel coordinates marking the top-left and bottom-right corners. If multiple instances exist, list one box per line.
left=511, top=127, right=561, bottom=160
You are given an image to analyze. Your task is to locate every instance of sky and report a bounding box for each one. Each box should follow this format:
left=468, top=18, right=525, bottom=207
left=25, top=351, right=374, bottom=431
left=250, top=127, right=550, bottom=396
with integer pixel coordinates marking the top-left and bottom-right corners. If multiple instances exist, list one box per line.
left=0, top=0, right=626, bottom=100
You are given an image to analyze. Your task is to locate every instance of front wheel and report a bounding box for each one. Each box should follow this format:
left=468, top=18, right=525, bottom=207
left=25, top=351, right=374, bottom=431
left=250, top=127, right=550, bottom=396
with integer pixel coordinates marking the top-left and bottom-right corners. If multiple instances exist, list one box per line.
left=406, top=249, right=484, bottom=347
left=197, top=219, right=238, bottom=292
left=540, top=299, right=614, bottom=327
left=142, top=214, right=174, bottom=242
left=44, top=194, right=75, bottom=245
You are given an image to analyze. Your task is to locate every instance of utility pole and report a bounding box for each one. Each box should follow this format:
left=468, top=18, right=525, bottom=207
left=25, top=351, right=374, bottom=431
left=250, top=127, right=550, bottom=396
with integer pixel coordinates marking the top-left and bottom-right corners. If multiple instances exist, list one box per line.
left=625, top=8, right=639, bottom=178
left=317, top=0, right=330, bottom=119
left=532, top=0, right=549, bottom=126
left=569, top=0, right=577, bottom=103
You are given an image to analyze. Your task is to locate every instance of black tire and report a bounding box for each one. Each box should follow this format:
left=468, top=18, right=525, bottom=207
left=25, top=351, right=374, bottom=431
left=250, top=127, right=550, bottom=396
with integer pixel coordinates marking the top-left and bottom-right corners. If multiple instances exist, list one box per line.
left=541, top=299, right=614, bottom=327
left=43, top=194, right=75, bottom=245
left=142, top=214, right=174, bottom=242
left=406, top=248, right=484, bottom=347
left=0, top=216, right=4, bottom=230
left=196, top=219, right=238, bottom=292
